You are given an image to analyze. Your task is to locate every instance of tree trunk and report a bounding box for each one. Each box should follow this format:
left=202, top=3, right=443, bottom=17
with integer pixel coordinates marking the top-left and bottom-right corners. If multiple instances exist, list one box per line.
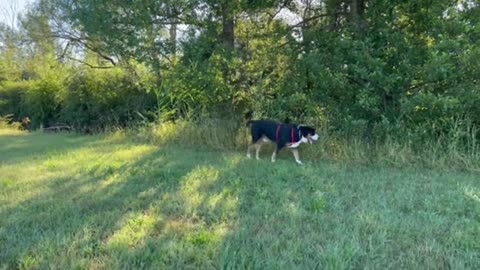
left=349, top=0, right=366, bottom=29
left=350, top=0, right=359, bottom=24
left=169, top=22, right=177, bottom=61
left=221, top=5, right=235, bottom=49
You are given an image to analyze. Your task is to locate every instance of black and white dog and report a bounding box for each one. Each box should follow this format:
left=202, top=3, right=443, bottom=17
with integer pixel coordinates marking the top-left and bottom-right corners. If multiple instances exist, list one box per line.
left=246, top=120, right=319, bottom=164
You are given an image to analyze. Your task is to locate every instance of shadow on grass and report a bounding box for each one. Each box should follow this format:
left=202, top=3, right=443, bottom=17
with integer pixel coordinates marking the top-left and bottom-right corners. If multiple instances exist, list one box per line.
left=0, top=138, right=243, bottom=269
left=0, top=128, right=318, bottom=269
left=2, top=131, right=479, bottom=269
left=0, top=131, right=124, bottom=166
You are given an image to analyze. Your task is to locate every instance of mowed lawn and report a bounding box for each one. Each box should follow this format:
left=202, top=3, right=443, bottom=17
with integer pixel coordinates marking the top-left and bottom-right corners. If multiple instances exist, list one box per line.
left=1, top=129, right=479, bottom=270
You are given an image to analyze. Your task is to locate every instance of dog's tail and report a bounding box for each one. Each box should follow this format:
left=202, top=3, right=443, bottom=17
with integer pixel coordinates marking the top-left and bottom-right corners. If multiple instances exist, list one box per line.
left=245, top=110, right=253, bottom=126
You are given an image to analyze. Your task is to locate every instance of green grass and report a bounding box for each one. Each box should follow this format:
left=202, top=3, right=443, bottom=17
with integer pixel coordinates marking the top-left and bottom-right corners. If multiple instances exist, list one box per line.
left=1, top=128, right=479, bottom=269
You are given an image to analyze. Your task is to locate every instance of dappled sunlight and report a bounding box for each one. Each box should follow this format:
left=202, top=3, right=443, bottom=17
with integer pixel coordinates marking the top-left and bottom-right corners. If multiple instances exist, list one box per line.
left=284, top=201, right=302, bottom=218
left=7, top=143, right=154, bottom=181
left=206, top=190, right=238, bottom=215
left=0, top=135, right=169, bottom=269
left=0, top=128, right=26, bottom=137
left=464, top=187, right=480, bottom=203
left=158, top=217, right=230, bottom=242
left=1, top=0, right=480, bottom=266
left=0, top=142, right=156, bottom=214
left=105, top=210, right=159, bottom=250
left=91, top=161, right=240, bottom=268
left=180, top=166, right=220, bottom=211
left=2, top=130, right=479, bottom=269
left=223, top=154, right=244, bottom=169
left=162, top=217, right=198, bottom=236
left=179, top=166, right=239, bottom=218
left=152, top=122, right=177, bottom=141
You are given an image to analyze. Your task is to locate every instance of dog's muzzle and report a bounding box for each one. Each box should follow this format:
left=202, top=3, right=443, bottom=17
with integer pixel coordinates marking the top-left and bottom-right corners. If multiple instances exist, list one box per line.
left=307, top=134, right=319, bottom=144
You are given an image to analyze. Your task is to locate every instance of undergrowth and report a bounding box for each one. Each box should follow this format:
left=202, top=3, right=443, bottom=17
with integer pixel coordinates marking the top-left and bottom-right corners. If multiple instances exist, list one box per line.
left=130, top=118, right=479, bottom=172
left=2, top=113, right=479, bottom=171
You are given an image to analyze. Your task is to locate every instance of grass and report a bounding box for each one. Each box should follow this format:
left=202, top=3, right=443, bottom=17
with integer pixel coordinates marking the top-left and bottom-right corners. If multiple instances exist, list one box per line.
left=133, top=119, right=480, bottom=172
left=1, top=128, right=479, bottom=269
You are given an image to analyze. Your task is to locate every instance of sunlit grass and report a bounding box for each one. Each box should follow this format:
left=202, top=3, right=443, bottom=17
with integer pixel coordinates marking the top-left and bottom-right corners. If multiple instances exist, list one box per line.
left=0, top=128, right=25, bottom=136
left=1, top=128, right=479, bottom=269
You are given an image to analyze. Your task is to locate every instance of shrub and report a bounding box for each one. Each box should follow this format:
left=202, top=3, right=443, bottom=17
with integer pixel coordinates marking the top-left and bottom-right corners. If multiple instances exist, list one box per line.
left=61, top=68, right=156, bottom=132
left=0, top=81, right=30, bottom=122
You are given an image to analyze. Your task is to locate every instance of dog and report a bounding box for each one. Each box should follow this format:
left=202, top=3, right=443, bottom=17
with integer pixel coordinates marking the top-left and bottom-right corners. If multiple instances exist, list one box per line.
left=246, top=119, right=319, bottom=164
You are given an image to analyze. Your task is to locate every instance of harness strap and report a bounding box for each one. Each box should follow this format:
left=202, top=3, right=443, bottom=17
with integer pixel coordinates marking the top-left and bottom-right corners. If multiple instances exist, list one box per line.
left=276, top=124, right=296, bottom=144
left=276, top=124, right=281, bottom=143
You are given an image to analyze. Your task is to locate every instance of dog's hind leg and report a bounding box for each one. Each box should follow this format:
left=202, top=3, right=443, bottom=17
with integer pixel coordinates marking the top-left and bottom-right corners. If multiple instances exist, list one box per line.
left=290, top=148, right=303, bottom=165
left=247, top=129, right=262, bottom=159
left=255, top=142, right=264, bottom=160
left=247, top=142, right=263, bottom=160
left=247, top=144, right=255, bottom=158
left=272, top=143, right=285, bottom=162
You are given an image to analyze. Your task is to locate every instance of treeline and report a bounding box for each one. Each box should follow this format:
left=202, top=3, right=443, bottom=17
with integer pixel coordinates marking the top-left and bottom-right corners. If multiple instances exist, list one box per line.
left=0, top=66, right=157, bottom=132
left=0, top=0, right=479, bottom=141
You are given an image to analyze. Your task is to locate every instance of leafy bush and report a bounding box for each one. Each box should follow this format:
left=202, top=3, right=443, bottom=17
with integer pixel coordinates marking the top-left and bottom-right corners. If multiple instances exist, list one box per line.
left=24, top=74, right=65, bottom=128
left=61, top=68, right=156, bottom=132
left=0, top=114, right=21, bottom=130
left=1, top=66, right=157, bottom=132
left=0, top=81, right=29, bottom=121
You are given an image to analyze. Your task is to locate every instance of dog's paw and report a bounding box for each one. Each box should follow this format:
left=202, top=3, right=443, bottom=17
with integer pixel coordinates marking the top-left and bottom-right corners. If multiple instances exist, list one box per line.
left=296, top=160, right=304, bottom=165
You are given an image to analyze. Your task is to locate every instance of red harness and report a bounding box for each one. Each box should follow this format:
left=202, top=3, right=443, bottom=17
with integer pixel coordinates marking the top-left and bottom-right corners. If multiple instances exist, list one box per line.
left=276, top=124, right=296, bottom=144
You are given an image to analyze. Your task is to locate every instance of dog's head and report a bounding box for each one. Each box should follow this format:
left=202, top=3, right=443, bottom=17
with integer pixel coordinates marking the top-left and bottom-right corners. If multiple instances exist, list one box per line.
left=299, top=125, right=319, bottom=145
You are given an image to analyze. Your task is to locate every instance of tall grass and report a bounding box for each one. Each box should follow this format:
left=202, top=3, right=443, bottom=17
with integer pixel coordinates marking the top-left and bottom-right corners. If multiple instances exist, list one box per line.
left=0, top=115, right=23, bottom=135
left=3, top=112, right=477, bottom=171
left=131, top=118, right=248, bottom=151
left=131, top=117, right=479, bottom=171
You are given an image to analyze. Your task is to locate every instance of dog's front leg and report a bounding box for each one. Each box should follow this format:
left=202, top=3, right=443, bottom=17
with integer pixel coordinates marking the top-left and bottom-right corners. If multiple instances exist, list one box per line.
left=290, top=148, right=303, bottom=165
left=247, top=144, right=255, bottom=158
left=272, top=144, right=285, bottom=162
left=255, top=143, right=263, bottom=160
left=271, top=146, right=278, bottom=162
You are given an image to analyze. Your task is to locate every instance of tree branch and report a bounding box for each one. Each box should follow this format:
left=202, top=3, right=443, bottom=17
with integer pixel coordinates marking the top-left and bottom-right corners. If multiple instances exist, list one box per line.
left=52, top=33, right=117, bottom=66
left=267, top=0, right=292, bottom=22
left=288, top=12, right=345, bottom=30
left=64, top=55, right=115, bottom=69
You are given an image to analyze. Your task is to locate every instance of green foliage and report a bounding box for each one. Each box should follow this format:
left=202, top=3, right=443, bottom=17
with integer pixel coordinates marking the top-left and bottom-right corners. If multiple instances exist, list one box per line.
left=0, top=81, right=28, bottom=120
left=0, top=0, right=478, bottom=144
left=0, top=66, right=156, bottom=131
left=61, top=68, right=157, bottom=132
left=24, top=73, right=65, bottom=128
left=0, top=114, right=22, bottom=130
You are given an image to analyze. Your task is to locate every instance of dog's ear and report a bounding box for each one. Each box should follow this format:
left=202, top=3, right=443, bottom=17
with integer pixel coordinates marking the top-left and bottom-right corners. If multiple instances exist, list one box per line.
left=299, top=125, right=315, bottom=135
